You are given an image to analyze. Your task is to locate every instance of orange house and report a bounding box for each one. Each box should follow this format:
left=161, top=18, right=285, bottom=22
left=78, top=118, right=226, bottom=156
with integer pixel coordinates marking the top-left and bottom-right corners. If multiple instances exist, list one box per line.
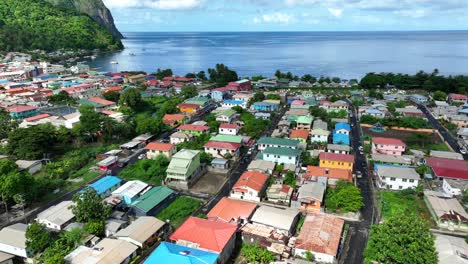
left=305, top=166, right=353, bottom=185
left=177, top=103, right=202, bottom=114
left=292, top=182, right=325, bottom=213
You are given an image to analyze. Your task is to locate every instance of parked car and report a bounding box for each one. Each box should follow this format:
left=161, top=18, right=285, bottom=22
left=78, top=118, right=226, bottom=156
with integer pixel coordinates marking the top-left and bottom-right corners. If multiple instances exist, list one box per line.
left=138, top=154, right=146, bottom=160
left=118, top=161, right=128, bottom=168
left=356, top=171, right=363, bottom=178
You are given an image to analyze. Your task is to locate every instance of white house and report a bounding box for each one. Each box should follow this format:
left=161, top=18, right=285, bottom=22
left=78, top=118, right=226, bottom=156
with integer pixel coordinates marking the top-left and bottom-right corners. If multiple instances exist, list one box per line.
left=169, top=132, right=194, bottom=145
left=204, top=141, right=241, bottom=159
left=376, top=165, right=420, bottom=190
left=36, top=201, right=75, bottom=231
left=0, top=224, right=30, bottom=259
left=261, top=147, right=301, bottom=165
left=310, top=129, right=330, bottom=143
left=222, top=100, right=248, bottom=109
left=442, top=178, right=468, bottom=197
left=219, top=124, right=240, bottom=135
left=231, top=171, right=269, bottom=202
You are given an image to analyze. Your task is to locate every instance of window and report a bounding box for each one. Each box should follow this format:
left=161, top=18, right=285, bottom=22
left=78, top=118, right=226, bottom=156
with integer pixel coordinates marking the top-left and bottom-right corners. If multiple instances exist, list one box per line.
left=390, top=177, right=396, bottom=181
left=399, top=186, right=403, bottom=190
left=289, top=156, right=292, bottom=160
left=409, top=179, right=414, bottom=183
left=402, top=179, right=407, bottom=182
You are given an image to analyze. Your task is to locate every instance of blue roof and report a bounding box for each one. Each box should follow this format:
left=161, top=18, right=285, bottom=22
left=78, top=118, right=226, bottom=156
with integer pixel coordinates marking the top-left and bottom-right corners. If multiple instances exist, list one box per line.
left=374, top=163, right=409, bottom=171
left=459, top=109, right=468, bottom=114
left=89, top=176, right=122, bottom=195
left=0, top=79, right=8, bottom=84
left=365, top=109, right=384, bottom=114
left=144, top=242, right=219, bottom=264
left=335, top=122, right=351, bottom=131
left=223, top=100, right=244, bottom=105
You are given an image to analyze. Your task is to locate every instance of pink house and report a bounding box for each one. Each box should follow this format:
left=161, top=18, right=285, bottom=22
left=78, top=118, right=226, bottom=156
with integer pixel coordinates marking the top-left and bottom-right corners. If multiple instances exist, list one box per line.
left=226, top=80, right=252, bottom=91
left=371, top=137, right=406, bottom=156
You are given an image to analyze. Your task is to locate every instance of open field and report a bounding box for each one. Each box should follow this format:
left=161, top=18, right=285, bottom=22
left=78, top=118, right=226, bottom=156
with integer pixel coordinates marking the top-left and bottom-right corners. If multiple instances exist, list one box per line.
left=377, top=190, right=433, bottom=224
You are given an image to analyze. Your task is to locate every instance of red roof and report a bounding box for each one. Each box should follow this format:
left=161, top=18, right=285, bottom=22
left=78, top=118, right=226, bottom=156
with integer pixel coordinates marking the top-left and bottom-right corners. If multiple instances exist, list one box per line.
left=290, top=129, right=309, bottom=140
left=178, top=124, right=210, bottom=132
left=163, top=114, right=185, bottom=121
left=233, top=171, right=269, bottom=192
left=24, top=114, right=50, bottom=122
left=291, top=100, right=306, bottom=105
left=104, top=86, right=122, bottom=93
left=426, top=157, right=468, bottom=180
left=449, top=93, right=468, bottom=100
left=204, top=141, right=241, bottom=151
left=170, top=217, right=237, bottom=253
left=88, top=97, right=116, bottom=106
left=145, top=142, right=175, bottom=152
left=319, top=152, right=354, bottom=163
left=207, top=197, right=257, bottom=223
left=372, top=137, right=406, bottom=146
left=177, top=103, right=201, bottom=109
left=6, top=105, right=37, bottom=113
left=174, top=76, right=194, bottom=82
left=220, top=123, right=239, bottom=129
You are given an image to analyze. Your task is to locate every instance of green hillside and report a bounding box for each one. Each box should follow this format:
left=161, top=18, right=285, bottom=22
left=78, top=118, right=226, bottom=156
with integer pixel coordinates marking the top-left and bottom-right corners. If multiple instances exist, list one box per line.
left=0, top=0, right=123, bottom=52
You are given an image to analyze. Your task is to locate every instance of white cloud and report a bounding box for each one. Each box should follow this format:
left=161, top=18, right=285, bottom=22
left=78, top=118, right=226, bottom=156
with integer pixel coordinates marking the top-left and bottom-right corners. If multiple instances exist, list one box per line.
left=103, top=0, right=204, bottom=10
left=254, top=12, right=294, bottom=24
left=394, top=9, right=428, bottom=18
left=328, top=8, right=343, bottom=17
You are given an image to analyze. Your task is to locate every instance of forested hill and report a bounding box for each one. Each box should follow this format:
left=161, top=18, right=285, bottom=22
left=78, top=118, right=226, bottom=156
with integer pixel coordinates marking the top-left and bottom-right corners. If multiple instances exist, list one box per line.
left=0, top=0, right=123, bottom=52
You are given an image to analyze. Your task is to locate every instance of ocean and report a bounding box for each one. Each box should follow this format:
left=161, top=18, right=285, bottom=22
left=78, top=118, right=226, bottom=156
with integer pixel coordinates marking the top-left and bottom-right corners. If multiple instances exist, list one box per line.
left=89, top=31, right=468, bottom=79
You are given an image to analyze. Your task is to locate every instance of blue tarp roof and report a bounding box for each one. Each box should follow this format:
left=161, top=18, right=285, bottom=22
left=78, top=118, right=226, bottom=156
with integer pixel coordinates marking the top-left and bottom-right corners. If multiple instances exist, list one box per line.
left=223, top=100, right=244, bottom=104
left=144, top=242, right=219, bottom=264
left=89, top=176, right=122, bottom=195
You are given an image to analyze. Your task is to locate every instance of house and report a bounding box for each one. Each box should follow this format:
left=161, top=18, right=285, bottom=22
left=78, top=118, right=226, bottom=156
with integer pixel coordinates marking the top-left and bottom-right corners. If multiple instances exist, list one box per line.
left=296, top=115, right=313, bottom=130
left=127, top=74, right=146, bottom=84
left=177, top=124, right=210, bottom=136
left=215, top=109, right=237, bottom=123
left=257, top=137, right=300, bottom=151
left=165, top=149, right=203, bottom=189
left=204, top=141, right=241, bottom=159
left=448, top=115, right=468, bottom=128
left=372, top=137, right=406, bottom=156
left=105, top=219, right=127, bottom=237
left=64, top=238, right=138, bottom=264
left=185, top=97, right=210, bottom=107
left=334, top=122, right=350, bottom=135
left=289, top=129, right=309, bottom=143
left=363, top=108, right=386, bottom=118
left=327, top=144, right=351, bottom=155
left=177, top=103, right=202, bottom=114
left=395, top=107, right=425, bottom=118
left=448, top=93, right=468, bottom=104
left=311, top=129, right=330, bottom=143
left=255, top=112, right=271, bottom=120
left=249, top=205, right=300, bottom=236
left=219, top=123, right=240, bottom=135
left=332, top=123, right=350, bottom=145
left=329, top=100, right=348, bottom=112
left=97, top=156, right=119, bottom=171
left=410, top=94, right=428, bottom=104
left=252, top=101, right=277, bottom=112
left=130, top=186, right=177, bottom=216
left=231, top=171, right=269, bottom=202
left=6, top=105, right=38, bottom=120
left=0, top=224, right=29, bottom=258
left=291, top=182, right=326, bottom=213
left=115, top=217, right=167, bottom=249
left=375, top=165, right=419, bottom=190
left=319, top=152, right=354, bottom=171
left=371, top=153, right=414, bottom=166
left=426, top=157, right=468, bottom=181
left=261, top=147, right=301, bottom=165
left=80, top=97, right=116, bottom=109
left=36, top=201, right=75, bottom=231
left=227, top=79, right=252, bottom=91
left=294, top=213, right=344, bottom=263
left=170, top=217, right=237, bottom=264
left=222, top=99, right=248, bottom=109
left=313, top=119, right=328, bottom=131
left=424, top=190, right=468, bottom=232
left=15, top=160, right=42, bottom=174
left=207, top=197, right=257, bottom=225
left=247, top=160, right=276, bottom=175
left=144, top=242, right=219, bottom=264
left=266, top=184, right=293, bottom=204
left=211, top=88, right=228, bottom=102
left=162, top=114, right=186, bottom=126
left=170, top=132, right=194, bottom=145
left=145, top=142, right=177, bottom=159
left=87, top=176, right=122, bottom=198
left=430, top=150, right=464, bottom=161
left=305, top=166, right=353, bottom=185
left=112, top=180, right=149, bottom=205
left=442, top=178, right=468, bottom=197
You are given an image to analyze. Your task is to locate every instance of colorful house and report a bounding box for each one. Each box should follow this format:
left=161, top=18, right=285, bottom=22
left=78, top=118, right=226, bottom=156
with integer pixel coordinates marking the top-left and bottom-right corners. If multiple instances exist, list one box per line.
left=130, top=186, right=176, bottom=216
left=371, top=137, right=406, bottom=156
left=185, top=97, right=210, bottom=107
left=252, top=101, right=277, bottom=112
left=177, top=103, right=202, bottom=114
left=261, top=147, right=301, bottom=165
left=291, top=182, right=326, bottom=213
left=144, top=242, right=219, bottom=264
left=88, top=176, right=122, bottom=198
left=319, top=152, right=354, bottom=171
left=6, top=105, right=38, bottom=120
left=112, top=180, right=149, bottom=205
left=162, top=114, right=186, bottom=126
left=177, top=124, right=210, bottom=136
left=305, top=166, right=353, bottom=185
left=215, top=109, right=237, bottom=123
left=204, top=141, right=241, bottom=159
left=145, top=142, right=177, bottom=159
left=207, top=197, right=257, bottom=225
left=296, top=115, right=314, bottom=130
left=333, top=122, right=350, bottom=145
left=227, top=79, right=252, bottom=91
left=211, top=87, right=228, bottom=102
left=231, top=171, right=269, bottom=202
left=219, top=123, right=240, bottom=135
left=165, top=149, right=203, bottom=189
left=257, top=137, right=300, bottom=151
left=79, top=97, right=116, bottom=109
left=290, top=129, right=309, bottom=143
left=222, top=99, right=248, bottom=109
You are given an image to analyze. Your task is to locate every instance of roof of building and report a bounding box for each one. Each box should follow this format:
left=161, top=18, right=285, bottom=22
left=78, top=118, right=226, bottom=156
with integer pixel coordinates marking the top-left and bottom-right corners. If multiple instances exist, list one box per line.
left=233, top=171, right=269, bottom=193
left=375, top=165, right=420, bottom=180
left=306, top=166, right=353, bottom=182
left=210, top=135, right=243, bottom=144
left=430, top=151, right=464, bottom=160
left=295, top=213, right=344, bottom=256
left=247, top=160, right=276, bottom=172
left=263, top=147, right=301, bottom=157
left=258, top=137, right=300, bottom=147
left=144, top=242, right=219, bottom=264
left=170, top=132, right=193, bottom=139
left=163, top=114, right=185, bottom=121
left=297, top=182, right=326, bottom=202
left=426, top=157, right=468, bottom=180
left=319, top=152, right=354, bottom=163
left=6, top=104, right=37, bottom=113
left=178, top=103, right=201, bottom=109
left=449, top=93, right=468, bottom=100
left=219, top=123, right=239, bottom=129
left=204, top=141, right=241, bottom=151
left=335, top=122, right=350, bottom=131
left=145, top=142, right=175, bottom=152
left=89, top=176, right=122, bottom=195
left=36, top=200, right=75, bottom=227
left=371, top=153, right=414, bottom=165
left=313, top=119, right=328, bottom=130
left=0, top=223, right=27, bottom=249
left=290, top=129, right=309, bottom=140
left=297, top=115, right=313, bottom=124
left=64, top=238, right=138, bottom=264
left=207, top=197, right=257, bottom=223
left=88, top=97, right=115, bottom=106
left=435, top=234, right=468, bottom=264
left=115, top=216, right=165, bottom=244
left=0, top=252, right=14, bottom=263
left=424, top=191, right=468, bottom=219
left=131, top=186, right=174, bottom=213
left=250, top=206, right=299, bottom=231
left=372, top=137, right=406, bottom=146
left=178, top=124, right=210, bottom=132
left=311, top=129, right=331, bottom=136
left=327, top=144, right=351, bottom=152
left=170, top=217, right=237, bottom=253
left=112, top=180, right=149, bottom=199
left=24, top=113, right=50, bottom=122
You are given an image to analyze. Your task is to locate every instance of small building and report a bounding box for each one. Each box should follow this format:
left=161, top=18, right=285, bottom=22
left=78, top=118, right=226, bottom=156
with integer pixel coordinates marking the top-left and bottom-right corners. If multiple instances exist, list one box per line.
left=231, top=171, right=269, bottom=202
left=177, top=124, right=210, bottom=136
left=177, top=103, right=202, bottom=114
left=222, top=99, right=248, bottom=109
left=165, top=149, right=203, bottom=189
left=290, top=129, right=309, bottom=143
left=64, top=238, right=138, bottom=264
left=144, top=242, right=219, bottom=264
left=115, top=216, right=167, bottom=249
left=145, top=142, right=177, bottom=159
left=88, top=176, right=122, bottom=198
left=448, top=93, right=468, bottom=104
left=296, top=115, right=313, bottom=130
left=0, top=224, right=29, bottom=258
left=0, top=252, right=13, bottom=264
left=170, top=217, right=237, bottom=264
left=319, top=152, right=354, bottom=171
left=169, top=132, right=194, bottom=145
left=252, top=101, right=277, bottom=112
left=80, top=97, right=116, bottom=109
left=371, top=153, right=414, bottom=166
left=310, top=129, right=330, bottom=143
left=410, top=94, right=428, bottom=104
left=332, top=123, right=350, bottom=145
left=430, top=150, right=464, bottom=161
left=426, top=157, right=468, bottom=181
left=266, top=184, right=293, bottom=204
left=207, top=197, right=257, bottom=225
left=261, top=147, right=301, bottom=165
left=372, top=137, right=406, bottom=156
left=249, top=205, right=300, bottom=236
left=291, top=182, right=326, bottom=213
left=442, top=178, right=468, bottom=197
left=326, top=144, right=351, bottom=155
left=204, top=141, right=241, bottom=159
left=211, top=158, right=229, bottom=170
left=36, top=201, right=75, bottom=231
left=247, top=160, right=276, bottom=175
left=130, top=186, right=176, bottom=216
left=15, top=160, right=42, bottom=174
left=294, top=213, right=344, bottom=263
left=215, top=109, right=237, bottom=123
left=6, top=105, right=38, bottom=120
left=375, top=165, right=419, bottom=190
left=305, top=166, right=353, bottom=185
left=362, top=109, right=385, bottom=118
left=219, top=123, right=240, bottom=135
left=111, top=180, right=149, bottom=205
left=97, top=156, right=119, bottom=171
left=162, top=114, right=186, bottom=126
left=424, top=191, right=468, bottom=232
left=257, top=137, right=300, bottom=151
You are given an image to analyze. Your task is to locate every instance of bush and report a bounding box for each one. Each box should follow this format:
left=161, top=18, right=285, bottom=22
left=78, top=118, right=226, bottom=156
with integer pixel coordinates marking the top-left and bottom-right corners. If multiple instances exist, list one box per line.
left=119, top=156, right=169, bottom=185
left=325, top=180, right=364, bottom=213
left=241, top=243, right=275, bottom=264
left=156, top=196, right=202, bottom=228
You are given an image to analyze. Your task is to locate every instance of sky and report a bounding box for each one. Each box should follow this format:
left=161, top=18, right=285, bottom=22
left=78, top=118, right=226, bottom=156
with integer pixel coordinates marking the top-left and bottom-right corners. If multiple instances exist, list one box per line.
left=103, top=0, right=468, bottom=32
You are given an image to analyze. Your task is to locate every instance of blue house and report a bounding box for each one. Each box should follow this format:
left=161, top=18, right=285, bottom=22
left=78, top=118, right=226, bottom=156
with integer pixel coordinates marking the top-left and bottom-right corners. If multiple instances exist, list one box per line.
left=255, top=112, right=271, bottom=120
left=211, top=89, right=227, bottom=102
left=333, top=123, right=350, bottom=145
left=252, top=102, right=277, bottom=112
left=410, top=94, right=428, bottom=104
left=88, top=176, right=122, bottom=198
left=144, top=242, right=219, bottom=264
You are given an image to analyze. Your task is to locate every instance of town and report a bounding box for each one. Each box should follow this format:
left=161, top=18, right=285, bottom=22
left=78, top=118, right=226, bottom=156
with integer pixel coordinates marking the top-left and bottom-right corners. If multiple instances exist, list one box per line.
left=0, top=53, right=467, bottom=264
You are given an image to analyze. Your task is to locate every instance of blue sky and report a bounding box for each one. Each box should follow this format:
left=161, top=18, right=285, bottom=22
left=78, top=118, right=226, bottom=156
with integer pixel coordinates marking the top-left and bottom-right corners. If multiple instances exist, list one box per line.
left=104, top=0, right=468, bottom=32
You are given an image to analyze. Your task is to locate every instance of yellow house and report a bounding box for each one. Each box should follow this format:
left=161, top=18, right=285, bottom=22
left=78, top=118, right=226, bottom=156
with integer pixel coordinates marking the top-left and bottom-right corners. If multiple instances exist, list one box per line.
left=177, top=103, right=201, bottom=114
left=145, top=142, right=177, bottom=160
left=319, top=152, right=354, bottom=171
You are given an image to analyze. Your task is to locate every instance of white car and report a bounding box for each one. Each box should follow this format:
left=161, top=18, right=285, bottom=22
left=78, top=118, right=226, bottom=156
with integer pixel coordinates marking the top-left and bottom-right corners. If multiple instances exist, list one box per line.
left=356, top=171, right=363, bottom=178
left=138, top=154, right=146, bottom=160
left=461, top=148, right=467, bottom=155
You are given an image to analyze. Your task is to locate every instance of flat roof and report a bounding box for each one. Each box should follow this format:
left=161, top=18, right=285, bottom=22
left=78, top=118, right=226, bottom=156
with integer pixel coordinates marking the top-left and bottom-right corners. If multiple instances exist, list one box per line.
left=36, top=200, right=75, bottom=226
left=115, top=217, right=165, bottom=244
left=250, top=206, right=298, bottom=231
left=64, top=238, right=138, bottom=264
left=89, top=176, right=122, bottom=195
left=112, top=180, right=148, bottom=199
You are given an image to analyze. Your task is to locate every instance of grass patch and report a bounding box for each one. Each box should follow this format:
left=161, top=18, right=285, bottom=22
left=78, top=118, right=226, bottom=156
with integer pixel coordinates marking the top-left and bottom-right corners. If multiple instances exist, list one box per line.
left=409, top=143, right=450, bottom=153
left=156, top=196, right=203, bottom=228
left=119, top=156, right=169, bottom=185
left=378, top=190, right=431, bottom=223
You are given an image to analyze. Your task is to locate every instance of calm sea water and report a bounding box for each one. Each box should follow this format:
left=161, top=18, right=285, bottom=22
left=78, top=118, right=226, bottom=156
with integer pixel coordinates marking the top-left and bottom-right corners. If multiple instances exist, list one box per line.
left=89, top=31, right=468, bottom=79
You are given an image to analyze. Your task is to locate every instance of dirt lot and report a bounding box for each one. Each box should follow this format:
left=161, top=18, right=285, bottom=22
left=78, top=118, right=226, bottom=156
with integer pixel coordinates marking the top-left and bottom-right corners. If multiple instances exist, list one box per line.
left=190, top=171, right=228, bottom=195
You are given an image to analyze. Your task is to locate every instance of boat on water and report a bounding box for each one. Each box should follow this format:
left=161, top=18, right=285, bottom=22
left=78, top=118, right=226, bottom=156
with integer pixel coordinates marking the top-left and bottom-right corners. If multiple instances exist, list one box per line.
left=110, top=61, right=119, bottom=64
left=129, top=53, right=136, bottom=56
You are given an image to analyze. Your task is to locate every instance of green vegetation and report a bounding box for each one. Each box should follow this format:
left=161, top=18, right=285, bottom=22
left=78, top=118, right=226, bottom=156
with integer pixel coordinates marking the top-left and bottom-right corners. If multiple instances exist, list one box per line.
left=119, top=156, right=170, bottom=185
left=204, top=113, right=221, bottom=132
left=283, top=171, right=297, bottom=188
left=208, top=64, right=238, bottom=86
left=360, top=115, right=431, bottom=129
left=153, top=69, right=173, bottom=80
left=48, top=91, right=77, bottom=105
left=41, top=228, right=84, bottom=264
left=405, top=132, right=449, bottom=153
left=300, top=151, right=319, bottom=166
left=119, top=88, right=143, bottom=111
left=156, top=196, right=202, bottom=228
left=26, top=222, right=53, bottom=255
left=364, top=212, right=437, bottom=264
left=378, top=190, right=430, bottom=221
left=241, top=243, right=275, bottom=264
left=432, top=90, right=447, bottom=101
left=325, top=180, right=364, bottom=213
left=0, top=0, right=122, bottom=51
left=70, top=189, right=111, bottom=237
left=240, top=112, right=270, bottom=138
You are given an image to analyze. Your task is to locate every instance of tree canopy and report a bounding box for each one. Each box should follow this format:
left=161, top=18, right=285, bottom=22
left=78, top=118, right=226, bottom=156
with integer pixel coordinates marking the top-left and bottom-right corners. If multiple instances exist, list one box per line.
left=26, top=222, right=52, bottom=255
left=325, top=180, right=364, bottom=213
left=208, top=64, right=238, bottom=86
left=70, top=189, right=111, bottom=223
left=241, top=243, right=275, bottom=264
left=119, top=88, right=143, bottom=110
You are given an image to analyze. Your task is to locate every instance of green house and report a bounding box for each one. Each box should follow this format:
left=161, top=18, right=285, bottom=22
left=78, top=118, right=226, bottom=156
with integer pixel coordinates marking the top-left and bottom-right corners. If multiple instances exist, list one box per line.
left=166, top=149, right=202, bottom=184
left=130, top=186, right=177, bottom=216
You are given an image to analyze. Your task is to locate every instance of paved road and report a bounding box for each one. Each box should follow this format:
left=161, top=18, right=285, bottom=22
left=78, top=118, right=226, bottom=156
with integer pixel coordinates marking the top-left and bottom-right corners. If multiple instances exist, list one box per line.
left=338, top=100, right=377, bottom=264
left=417, top=104, right=468, bottom=160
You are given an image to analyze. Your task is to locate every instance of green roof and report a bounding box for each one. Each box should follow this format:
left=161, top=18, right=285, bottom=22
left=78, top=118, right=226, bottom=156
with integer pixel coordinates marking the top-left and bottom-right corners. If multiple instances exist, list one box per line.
left=296, top=115, right=313, bottom=124
left=257, top=137, right=300, bottom=147
left=79, top=99, right=104, bottom=108
left=131, top=186, right=174, bottom=213
left=185, top=97, right=209, bottom=105
left=216, top=109, right=236, bottom=117
left=210, top=135, right=243, bottom=144
left=263, top=147, right=301, bottom=156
